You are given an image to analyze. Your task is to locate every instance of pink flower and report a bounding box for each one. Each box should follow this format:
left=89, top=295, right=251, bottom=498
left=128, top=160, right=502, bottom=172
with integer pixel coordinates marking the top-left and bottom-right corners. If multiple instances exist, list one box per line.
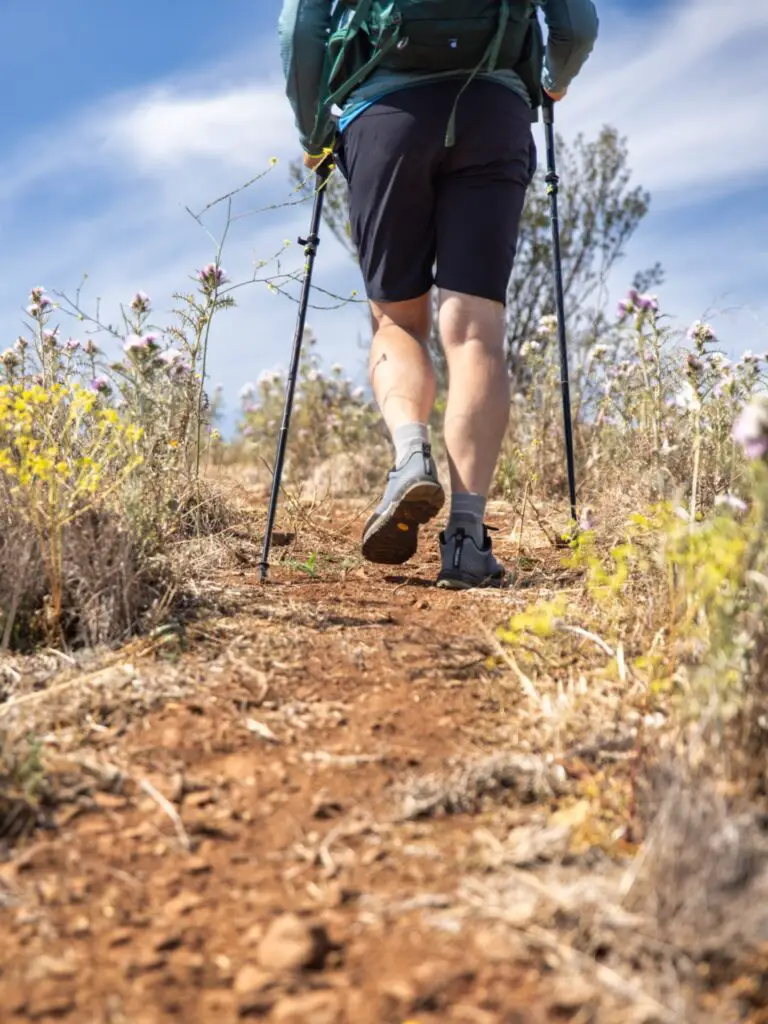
left=197, top=263, right=228, bottom=293
left=733, top=395, right=768, bottom=460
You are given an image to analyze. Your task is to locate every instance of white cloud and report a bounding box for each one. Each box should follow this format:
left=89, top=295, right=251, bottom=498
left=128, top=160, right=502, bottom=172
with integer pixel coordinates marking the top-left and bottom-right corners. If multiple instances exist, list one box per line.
left=562, top=1, right=768, bottom=199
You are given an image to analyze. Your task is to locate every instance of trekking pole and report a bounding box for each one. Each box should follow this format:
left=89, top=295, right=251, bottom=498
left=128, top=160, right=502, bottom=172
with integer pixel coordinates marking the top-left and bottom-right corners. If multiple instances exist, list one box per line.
left=259, top=161, right=332, bottom=582
left=542, top=93, right=578, bottom=525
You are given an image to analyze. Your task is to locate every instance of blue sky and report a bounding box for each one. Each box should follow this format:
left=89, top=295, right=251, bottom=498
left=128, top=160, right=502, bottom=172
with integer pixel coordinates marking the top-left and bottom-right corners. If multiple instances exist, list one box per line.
left=2, top=0, right=767, bottom=434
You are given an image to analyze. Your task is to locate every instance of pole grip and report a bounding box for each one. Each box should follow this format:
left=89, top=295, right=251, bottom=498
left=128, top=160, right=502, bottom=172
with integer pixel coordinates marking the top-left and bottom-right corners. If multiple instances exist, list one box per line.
left=542, top=90, right=555, bottom=125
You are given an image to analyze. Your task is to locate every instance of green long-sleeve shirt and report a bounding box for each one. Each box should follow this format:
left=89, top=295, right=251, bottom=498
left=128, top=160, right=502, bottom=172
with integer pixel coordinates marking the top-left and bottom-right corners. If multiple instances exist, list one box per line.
left=278, top=0, right=599, bottom=153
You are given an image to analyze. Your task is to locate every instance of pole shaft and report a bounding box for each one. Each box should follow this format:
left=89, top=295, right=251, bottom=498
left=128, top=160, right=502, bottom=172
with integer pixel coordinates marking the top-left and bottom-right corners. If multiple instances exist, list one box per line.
left=543, top=101, right=578, bottom=523
left=259, top=167, right=329, bottom=581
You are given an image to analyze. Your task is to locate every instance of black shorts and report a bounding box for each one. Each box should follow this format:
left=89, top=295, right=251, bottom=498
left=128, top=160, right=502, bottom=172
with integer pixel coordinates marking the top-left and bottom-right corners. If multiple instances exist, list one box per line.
left=335, top=79, right=536, bottom=306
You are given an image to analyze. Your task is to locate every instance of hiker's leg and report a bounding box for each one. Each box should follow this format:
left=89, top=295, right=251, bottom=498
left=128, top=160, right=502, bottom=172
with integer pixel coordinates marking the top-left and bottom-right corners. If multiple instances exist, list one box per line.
left=435, top=81, right=536, bottom=513
left=337, top=88, right=448, bottom=563
left=439, top=291, right=509, bottom=498
left=432, top=82, right=535, bottom=586
left=368, top=294, right=436, bottom=436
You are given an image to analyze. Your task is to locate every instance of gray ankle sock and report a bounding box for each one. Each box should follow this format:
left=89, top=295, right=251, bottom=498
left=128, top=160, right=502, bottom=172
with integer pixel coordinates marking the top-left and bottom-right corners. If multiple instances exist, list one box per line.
left=447, top=492, right=486, bottom=546
left=393, top=422, right=429, bottom=467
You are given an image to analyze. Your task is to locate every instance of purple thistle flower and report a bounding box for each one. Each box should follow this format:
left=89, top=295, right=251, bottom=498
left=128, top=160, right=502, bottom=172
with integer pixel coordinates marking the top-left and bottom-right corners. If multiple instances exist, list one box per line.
left=42, top=328, right=59, bottom=347
left=733, top=395, right=768, bottom=460
left=617, top=299, right=630, bottom=319
left=687, top=320, right=716, bottom=344
left=714, top=493, right=748, bottom=514
left=197, top=263, right=228, bottom=292
left=157, top=347, right=183, bottom=366
left=123, top=333, right=159, bottom=356
left=83, top=338, right=100, bottom=356
left=15, top=336, right=28, bottom=351
left=636, top=293, right=659, bottom=313
left=91, top=376, right=112, bottom=394
left=64, top=338, right=81, bottom=352
left=130, top=291, right=151, bottom=313
left=578, top=506, right=596, bottom=531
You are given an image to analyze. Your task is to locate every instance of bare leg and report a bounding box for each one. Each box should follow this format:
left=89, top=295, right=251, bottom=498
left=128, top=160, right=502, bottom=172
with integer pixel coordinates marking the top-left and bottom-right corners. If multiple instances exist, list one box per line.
left=368, top=294, right=436, bottom=433
left=439, top=289, right=509, bottom=497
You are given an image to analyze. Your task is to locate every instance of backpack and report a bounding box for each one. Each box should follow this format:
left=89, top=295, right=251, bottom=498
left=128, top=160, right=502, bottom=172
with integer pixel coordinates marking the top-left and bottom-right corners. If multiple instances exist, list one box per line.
left=312, top=0, right=543, bottom=150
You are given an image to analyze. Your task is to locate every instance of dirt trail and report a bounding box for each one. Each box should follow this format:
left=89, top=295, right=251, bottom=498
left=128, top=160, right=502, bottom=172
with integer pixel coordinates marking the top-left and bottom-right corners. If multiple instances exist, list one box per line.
left=0, top=499, right=758, bottom=1023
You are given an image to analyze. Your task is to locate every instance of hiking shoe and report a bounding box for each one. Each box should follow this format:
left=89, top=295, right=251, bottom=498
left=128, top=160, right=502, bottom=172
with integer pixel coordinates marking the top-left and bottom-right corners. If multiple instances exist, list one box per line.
left=362, top=444, right=445, bottom=565
left=436, top=526, right=505, bottom=590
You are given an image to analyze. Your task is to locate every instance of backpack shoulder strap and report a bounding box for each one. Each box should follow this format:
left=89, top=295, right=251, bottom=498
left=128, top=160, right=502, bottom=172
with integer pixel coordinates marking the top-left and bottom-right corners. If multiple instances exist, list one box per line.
left=309, top=0, right=402, bottom=151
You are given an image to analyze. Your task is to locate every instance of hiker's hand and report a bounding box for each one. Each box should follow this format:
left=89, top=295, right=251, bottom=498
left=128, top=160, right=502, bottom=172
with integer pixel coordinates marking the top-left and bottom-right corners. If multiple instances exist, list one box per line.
left=304, top=150, right=333, bottom=172
left=544, top=87, right=567, bottom=102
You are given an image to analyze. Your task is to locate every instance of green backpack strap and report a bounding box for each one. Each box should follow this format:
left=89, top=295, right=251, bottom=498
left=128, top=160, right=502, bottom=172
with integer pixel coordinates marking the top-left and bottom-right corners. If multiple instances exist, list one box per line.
left=309, top=0, right=402, bottom=152
left=444, top=0, right=510, bottom=147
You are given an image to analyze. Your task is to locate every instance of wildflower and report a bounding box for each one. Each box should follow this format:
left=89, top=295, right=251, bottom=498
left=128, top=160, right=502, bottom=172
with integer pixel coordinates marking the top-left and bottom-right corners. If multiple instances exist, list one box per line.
left=590, top=344, right=609, bottom=361
left=636, top=293, right=659, bottom=313
left=210, top=429, right=222, bottom=442
left=157, top=347, right=183, bottom=366
left=83, top=339, right=100, bottom=356
left=64, top=338, right=81, bottom=352
left=26, top=287, right=52, bottom=316
left=741, top=350, right=760, bottom=365
left=0, top=348, right=19, bottom=367
left=197, top=263, right=228, bottom=292
left=709, top=352, right=731, bottom=370
left=733, top=394, right=768, bottom=460
left=687, top=320, right=716, bottom=344
left=578, top=506, right=596, bottom=531
left=14, top=336, right=28, bottom=352
left=239, top=382, right=255, bottom=399
left=675, top=381, right=701, bottom=413
left=169, top=361, right=191, bottom=379
left=520, top=340, right=542, bottom=358
left=123, top=333, right=159, bottom=356
left=714, top=493, right=748, bottom=514
left=130, top=291, right=151, bottom=313
left=686, top=352, right=703, bottom=375
left=617, top=299, right=630, bottom=319
left=42, top=328, right=59, bottom=348
left=536, top=314, right=558, bottom=337
left=91, top=376, right=112, bottom=394
left=332, top=362, right=343, bottom=375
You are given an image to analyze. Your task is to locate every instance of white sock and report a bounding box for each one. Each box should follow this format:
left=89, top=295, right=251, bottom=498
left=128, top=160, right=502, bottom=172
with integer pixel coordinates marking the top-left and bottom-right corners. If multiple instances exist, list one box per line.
left=447, top=492, right=486, bottom=546
left=393, top=422, right=429, bottom=467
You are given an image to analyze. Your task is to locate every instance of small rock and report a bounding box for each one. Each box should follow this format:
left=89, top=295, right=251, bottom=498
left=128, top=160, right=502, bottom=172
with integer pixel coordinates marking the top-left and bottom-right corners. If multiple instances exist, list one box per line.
left=241, top=923, right=265, bottom=947
left=70, top=915, right=91, bottom=937
left=184, top=856, right=211, bottom=875
left=108, top=928, right=134, bottom=947
left=27, top=987, right=76, bottom=1020
left=154, top=930, right=183, bottom=952
left=234, top=965, right=273, bottom=996
left=26, top=954, right=77, bottom=981
left=126, top=950, right=167, bottom=976
left=549, top=975, right=598, bottom=1010
left=271, top=990, right=342, bottom=1023
left=256, top=914, right=333, bottom=972
left=235, top=965, right=276, bottom=1016
left=163, top=892, right=203, bottom=918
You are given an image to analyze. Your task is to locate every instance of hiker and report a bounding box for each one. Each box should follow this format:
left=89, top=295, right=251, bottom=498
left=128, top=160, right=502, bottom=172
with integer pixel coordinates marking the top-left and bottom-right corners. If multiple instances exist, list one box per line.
left=278, top=0, right=598, bottom=589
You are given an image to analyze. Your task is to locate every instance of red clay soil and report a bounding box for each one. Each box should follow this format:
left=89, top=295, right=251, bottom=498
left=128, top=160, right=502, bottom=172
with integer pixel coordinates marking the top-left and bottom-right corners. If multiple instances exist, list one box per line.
left=0, top=503, right=764, bottom=1024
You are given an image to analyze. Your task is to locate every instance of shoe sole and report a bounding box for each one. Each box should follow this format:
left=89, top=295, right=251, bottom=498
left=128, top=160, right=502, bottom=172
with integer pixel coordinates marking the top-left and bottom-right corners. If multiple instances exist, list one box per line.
left=362, top=481, right=445, bottom=565
left=435, top=570, right=505, bottom=591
